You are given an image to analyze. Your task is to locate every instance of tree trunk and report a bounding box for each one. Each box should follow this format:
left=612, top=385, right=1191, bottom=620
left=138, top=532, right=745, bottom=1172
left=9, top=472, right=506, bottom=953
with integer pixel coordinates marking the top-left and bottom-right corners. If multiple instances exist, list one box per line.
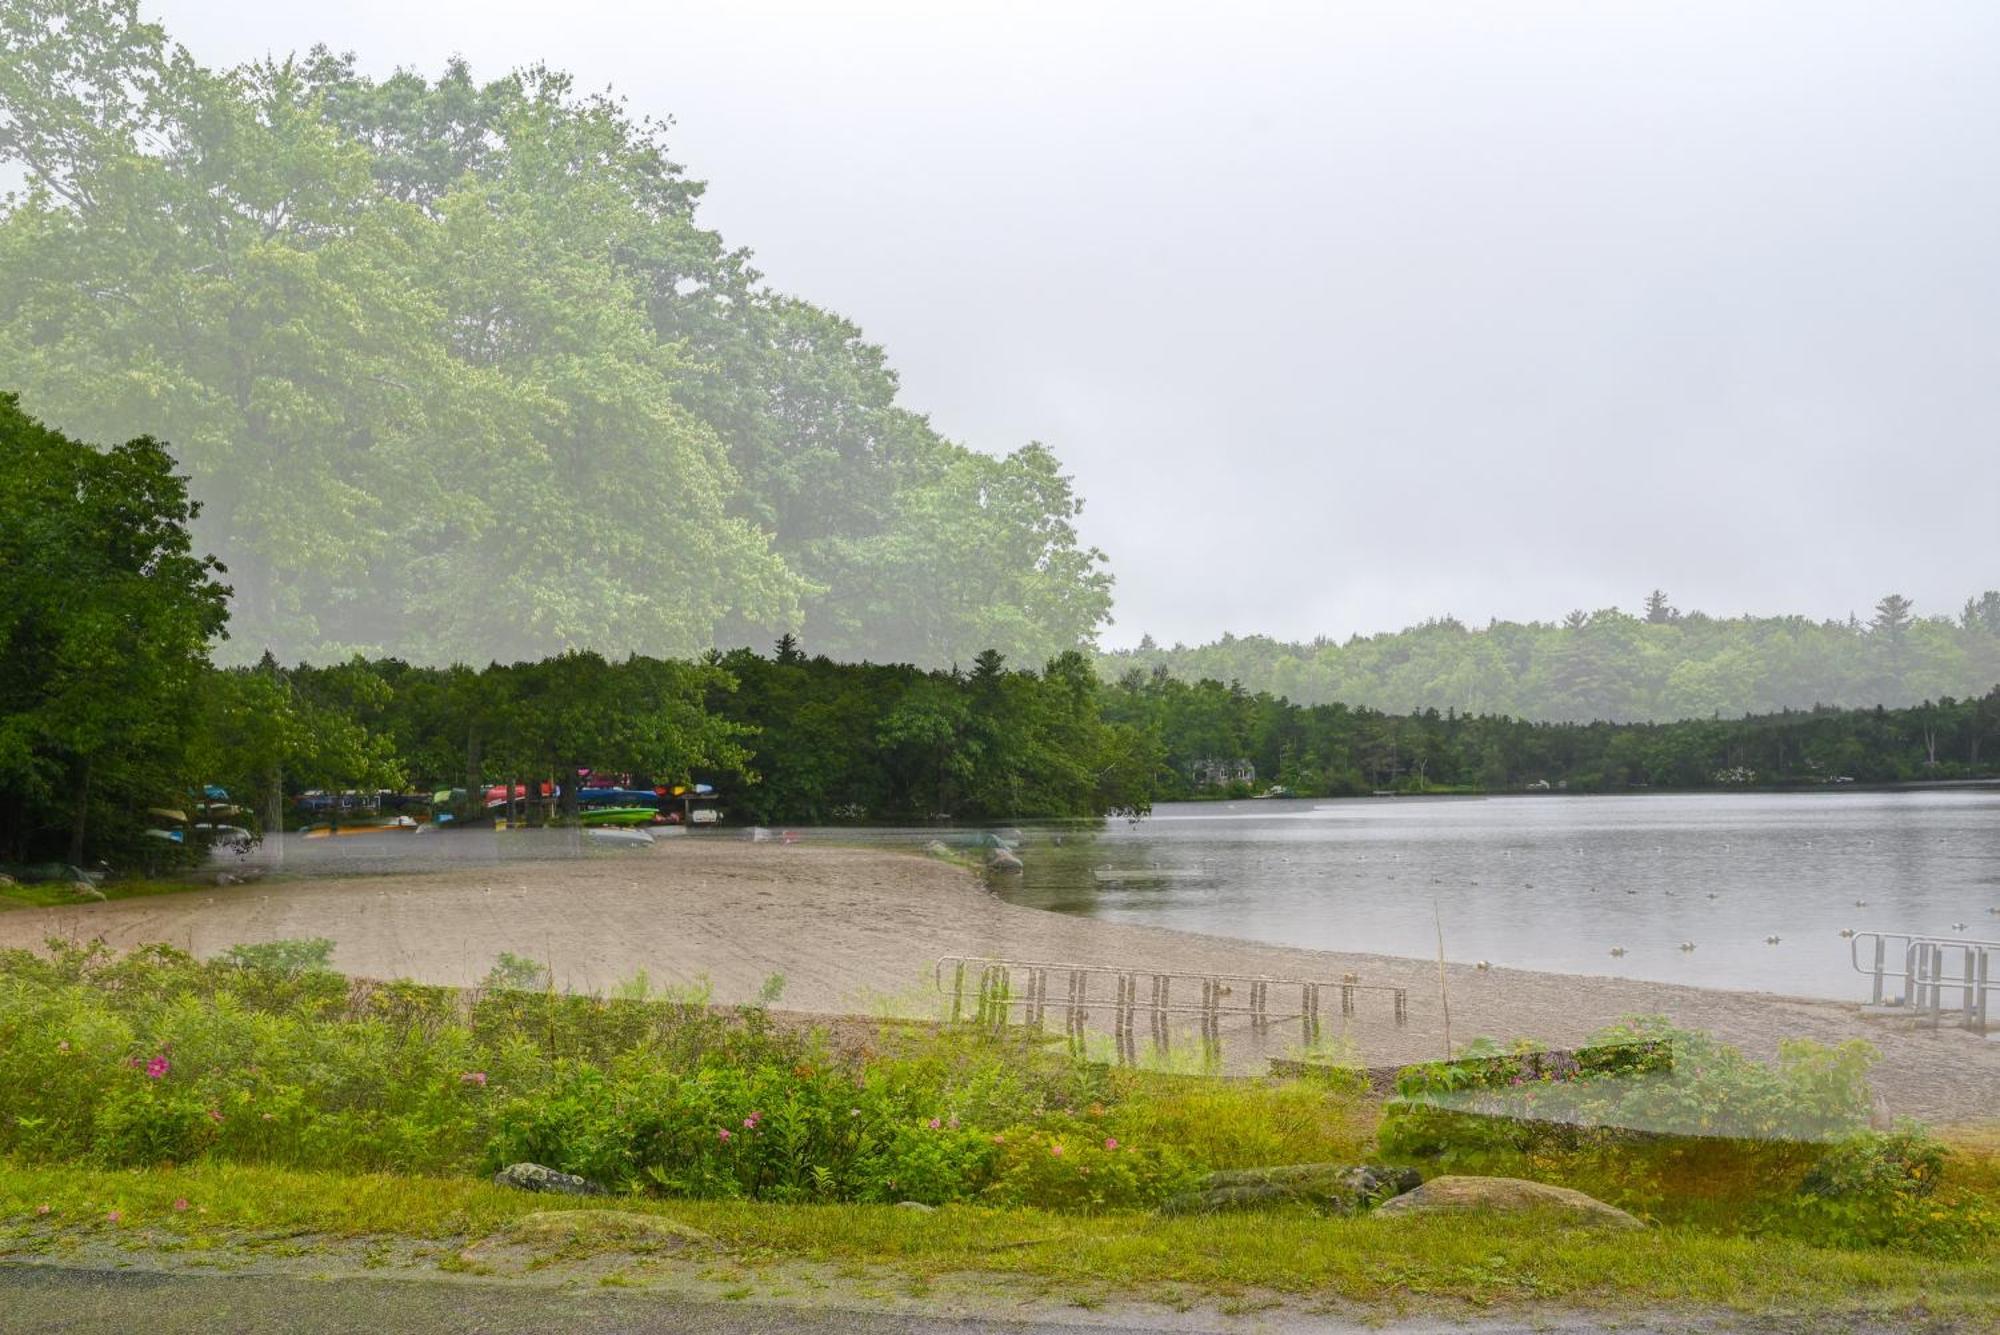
left=68, top=757, right=93, bottom=868
left=463, top=725, right=482, bottom=824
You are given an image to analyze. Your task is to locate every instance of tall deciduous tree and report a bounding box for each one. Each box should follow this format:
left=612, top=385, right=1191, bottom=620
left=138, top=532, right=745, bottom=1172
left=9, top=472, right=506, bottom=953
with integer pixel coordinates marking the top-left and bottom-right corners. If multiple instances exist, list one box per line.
left=0, top=394, right=230, bottom=864
left=0, top=2, right=1113, bottom=668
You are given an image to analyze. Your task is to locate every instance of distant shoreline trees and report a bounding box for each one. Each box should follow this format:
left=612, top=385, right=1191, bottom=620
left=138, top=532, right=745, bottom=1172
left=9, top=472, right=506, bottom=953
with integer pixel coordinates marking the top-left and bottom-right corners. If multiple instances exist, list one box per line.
left=1105, top=591, right=2000, bottom=724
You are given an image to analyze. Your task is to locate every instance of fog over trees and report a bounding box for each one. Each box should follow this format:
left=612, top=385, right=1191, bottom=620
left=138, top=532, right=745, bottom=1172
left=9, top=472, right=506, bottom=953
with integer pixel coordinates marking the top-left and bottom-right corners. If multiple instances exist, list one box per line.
left=0, top=0, right=1109, bottom=669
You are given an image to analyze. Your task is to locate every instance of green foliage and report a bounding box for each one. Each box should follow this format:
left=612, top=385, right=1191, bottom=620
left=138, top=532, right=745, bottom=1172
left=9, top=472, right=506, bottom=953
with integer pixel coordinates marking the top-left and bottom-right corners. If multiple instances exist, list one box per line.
left=1109, top=595, right=2000, bottom=724
left=0, top=945, right=1246, bottom=1212
left=215, top=938, right=337, bottom=979
left=1376, top=1018, right=1994, bottom=1255
left=480, top=953, right=549, bottom=994
left=0, top=1, right=1111, bottom=668
left=0, top=395, right=230, bottom=866
left=1781, top=1126, right=1996, bottom=1257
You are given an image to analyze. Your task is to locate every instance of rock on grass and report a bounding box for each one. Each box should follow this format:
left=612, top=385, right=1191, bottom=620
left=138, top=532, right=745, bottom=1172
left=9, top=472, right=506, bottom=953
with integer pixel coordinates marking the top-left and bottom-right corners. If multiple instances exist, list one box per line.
left=492, top=1163, right=607, bottom=1196
left=1370, top=1175, right=1645, bottom=1229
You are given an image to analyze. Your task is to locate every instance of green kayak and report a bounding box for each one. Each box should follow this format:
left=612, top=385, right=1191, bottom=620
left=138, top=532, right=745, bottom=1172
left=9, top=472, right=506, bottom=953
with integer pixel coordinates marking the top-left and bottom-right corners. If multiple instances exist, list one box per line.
left=579, top=807, right=657, bottom=828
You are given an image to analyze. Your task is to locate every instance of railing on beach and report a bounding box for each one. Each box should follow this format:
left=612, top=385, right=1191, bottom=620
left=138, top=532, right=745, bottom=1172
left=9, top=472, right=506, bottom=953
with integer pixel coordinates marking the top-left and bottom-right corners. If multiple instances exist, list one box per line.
left=1850, top=930, right=1997, bottom=1033
left=933, top=954, right=1407, bottom=1065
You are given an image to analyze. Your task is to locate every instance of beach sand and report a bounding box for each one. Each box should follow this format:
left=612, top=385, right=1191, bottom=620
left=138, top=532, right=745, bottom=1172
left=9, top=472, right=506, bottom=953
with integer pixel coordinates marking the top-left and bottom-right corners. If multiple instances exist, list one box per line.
left=4, top=838, right=1994, bottom=1126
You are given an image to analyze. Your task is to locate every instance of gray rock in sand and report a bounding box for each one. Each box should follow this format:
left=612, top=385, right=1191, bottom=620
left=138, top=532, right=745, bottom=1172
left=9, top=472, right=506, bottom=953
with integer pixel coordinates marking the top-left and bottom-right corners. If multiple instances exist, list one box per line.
left=492, top=1163, right=608, bottom=1196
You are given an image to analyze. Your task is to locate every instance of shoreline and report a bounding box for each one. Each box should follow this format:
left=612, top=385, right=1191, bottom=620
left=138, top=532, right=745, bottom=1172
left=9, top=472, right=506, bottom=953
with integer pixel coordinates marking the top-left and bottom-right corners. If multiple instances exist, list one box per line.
left=2, top=840, right=1994, bottom=1126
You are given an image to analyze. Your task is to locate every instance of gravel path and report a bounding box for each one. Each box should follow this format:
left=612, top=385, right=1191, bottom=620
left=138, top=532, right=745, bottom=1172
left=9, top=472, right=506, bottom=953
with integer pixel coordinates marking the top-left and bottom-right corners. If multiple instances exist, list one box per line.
left=4, top=838, right=1994, bottom=1126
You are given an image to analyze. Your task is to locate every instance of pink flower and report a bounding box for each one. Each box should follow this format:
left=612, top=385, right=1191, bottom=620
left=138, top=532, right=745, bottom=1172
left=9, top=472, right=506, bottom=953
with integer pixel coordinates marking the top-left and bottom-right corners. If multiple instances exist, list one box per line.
left=717, top=1127, right=732, bottom=1142
left=206, top=1108, right=223, bottom=1124
left=145, top=1056, right=169, bottom=1080
left=1104, top=1138, right=1119, bottom=1151
left=34, top=1204, right=50, bottom=1217
left=1049, top=1143, right=1064, bottom=1157
left=173, top=1199, right=190, bottom=1212
left=743, top=1117, right=757, bottom=1130
left=992, top=1134, right=1006, bottom=1145
left=928, top=1118, right=941, bottom=1130
left=459, top=1072, right=487, bottom=1087
left=106, top=1210, right=122, bottom=1224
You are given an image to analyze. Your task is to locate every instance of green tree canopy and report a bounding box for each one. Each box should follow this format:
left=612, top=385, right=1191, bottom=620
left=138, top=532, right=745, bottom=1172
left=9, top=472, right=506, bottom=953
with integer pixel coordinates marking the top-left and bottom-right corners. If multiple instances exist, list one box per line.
left=0, top=0, right=1112, bottom=668
left=0, top=393, right=230, bottom=864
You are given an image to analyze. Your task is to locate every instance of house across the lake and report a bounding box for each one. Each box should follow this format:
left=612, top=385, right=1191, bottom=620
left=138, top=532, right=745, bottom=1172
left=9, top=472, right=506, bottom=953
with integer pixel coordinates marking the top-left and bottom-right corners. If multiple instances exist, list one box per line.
left=1189, top=757, right=1256, bottom=788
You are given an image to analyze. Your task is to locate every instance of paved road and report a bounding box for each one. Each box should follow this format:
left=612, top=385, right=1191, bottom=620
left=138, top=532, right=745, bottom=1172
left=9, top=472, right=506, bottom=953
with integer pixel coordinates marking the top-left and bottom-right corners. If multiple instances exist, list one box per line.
left=0, top=1265, right=1767, bottom=1335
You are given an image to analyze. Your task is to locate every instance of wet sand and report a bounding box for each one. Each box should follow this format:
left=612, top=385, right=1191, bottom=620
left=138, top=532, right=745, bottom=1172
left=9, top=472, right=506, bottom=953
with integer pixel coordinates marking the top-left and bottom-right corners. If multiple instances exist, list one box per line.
left=4, top=839, right=1994, bottom=1126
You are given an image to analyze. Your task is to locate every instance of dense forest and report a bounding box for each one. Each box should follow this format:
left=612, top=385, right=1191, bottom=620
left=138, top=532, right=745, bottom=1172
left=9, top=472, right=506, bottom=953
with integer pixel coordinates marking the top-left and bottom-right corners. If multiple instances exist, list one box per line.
left=0, top=0, right=1109, bottom=669
left=6, top=393, right=1998, bottom=871
left=1105, top=590, right=2000, bottom=723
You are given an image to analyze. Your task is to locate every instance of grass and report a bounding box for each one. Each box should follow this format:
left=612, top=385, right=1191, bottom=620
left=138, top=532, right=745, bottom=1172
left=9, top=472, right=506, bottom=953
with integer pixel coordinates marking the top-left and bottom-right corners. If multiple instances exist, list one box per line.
left=0, top=1160, right=1996, bottom=1323
left=0, top=877, right=210, bottom=912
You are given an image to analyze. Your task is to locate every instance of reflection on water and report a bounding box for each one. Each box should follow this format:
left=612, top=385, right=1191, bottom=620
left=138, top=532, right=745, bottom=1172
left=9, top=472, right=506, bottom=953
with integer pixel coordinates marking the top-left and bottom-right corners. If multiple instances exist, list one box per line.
left=991, top=791, right=2000, bottom=1000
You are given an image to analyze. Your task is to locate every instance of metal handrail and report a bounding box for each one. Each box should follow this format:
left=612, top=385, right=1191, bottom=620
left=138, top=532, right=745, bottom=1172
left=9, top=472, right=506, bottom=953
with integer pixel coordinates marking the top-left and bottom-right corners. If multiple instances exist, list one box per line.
left=1848, top=930, right=1997, bottom=1031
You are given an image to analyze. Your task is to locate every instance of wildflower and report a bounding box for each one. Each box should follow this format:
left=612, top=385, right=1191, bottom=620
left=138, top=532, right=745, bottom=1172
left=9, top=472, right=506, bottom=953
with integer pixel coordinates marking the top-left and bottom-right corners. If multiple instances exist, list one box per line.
left=34, top=1205, right=50, bottom=1217
left=459, top=1071, right=488, bottom=1087
left=717, top=1127, right=732, bottom=1142
left=173, top=1199, right=190, bottom=1212
left=145, top=1056, right=170, bottom=1080
left=56, top=1041, right=69, bottom=1054
left=743, top=1117, right=758, bottom=1130
left=947, top=1116, right=959, bottom=1130
left=992, top=1134, right=1006, bottom=1145
left=1050, top=1143, right=1064, bottom=1158
left=261, top=1113, right=276, bottom=1122
left=1104, top=1138, right=1119, bottom=1151
left=849, top=1108, right=862, bottom=1117
left=106, top=1210, right=122, bottom=1224
left=206, top=1108, right=223, bottom=1124
left=928, top=1118, right=941, bottom=1130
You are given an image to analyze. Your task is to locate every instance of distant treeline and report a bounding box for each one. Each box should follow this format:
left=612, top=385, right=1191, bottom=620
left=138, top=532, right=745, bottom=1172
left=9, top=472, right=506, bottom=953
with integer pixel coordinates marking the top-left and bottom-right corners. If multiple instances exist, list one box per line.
left=1106, top=591, right=2000, bottom=723
left=1104, top=668, right=2000, bottom=800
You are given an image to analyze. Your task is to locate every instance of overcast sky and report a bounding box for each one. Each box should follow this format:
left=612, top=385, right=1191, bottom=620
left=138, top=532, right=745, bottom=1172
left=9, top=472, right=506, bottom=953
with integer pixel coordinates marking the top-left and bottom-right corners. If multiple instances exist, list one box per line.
left=142, top=0, right=2000, bottom=648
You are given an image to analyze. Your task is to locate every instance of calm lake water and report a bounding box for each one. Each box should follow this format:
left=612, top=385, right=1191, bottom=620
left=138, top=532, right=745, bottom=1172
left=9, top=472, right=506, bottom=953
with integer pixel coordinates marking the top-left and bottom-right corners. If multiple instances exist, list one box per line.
left=990, top=790, right=2000, bottom=1000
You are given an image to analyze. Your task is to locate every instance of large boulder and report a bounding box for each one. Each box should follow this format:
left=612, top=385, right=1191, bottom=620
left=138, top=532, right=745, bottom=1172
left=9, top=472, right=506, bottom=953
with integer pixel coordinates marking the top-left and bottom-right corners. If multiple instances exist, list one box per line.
left=458, top=1210, right=711, bottom=1273
left=1161, top=1163, right=1421, bottom=1216
left=1371, top=1175, right=1644, bottom=1229
left=491, top=1162, right=608, bottom=1196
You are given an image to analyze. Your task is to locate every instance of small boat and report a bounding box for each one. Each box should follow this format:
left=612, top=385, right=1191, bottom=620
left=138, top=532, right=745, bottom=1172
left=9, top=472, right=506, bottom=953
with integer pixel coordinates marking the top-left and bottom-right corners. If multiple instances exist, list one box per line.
left=586, top=827, right=655, bottom=848
left=579, top=807, right=658, bottom=828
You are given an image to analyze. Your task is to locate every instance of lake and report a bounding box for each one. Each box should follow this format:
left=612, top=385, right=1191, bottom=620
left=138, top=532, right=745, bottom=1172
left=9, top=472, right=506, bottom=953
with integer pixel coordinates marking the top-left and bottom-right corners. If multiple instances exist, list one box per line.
left=990, top=790, right=2000, bottom=1000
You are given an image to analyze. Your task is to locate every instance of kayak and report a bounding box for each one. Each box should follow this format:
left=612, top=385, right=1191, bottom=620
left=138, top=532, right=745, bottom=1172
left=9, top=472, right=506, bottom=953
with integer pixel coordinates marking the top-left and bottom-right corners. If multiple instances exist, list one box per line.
left=579, top=807, right=657, bottom=828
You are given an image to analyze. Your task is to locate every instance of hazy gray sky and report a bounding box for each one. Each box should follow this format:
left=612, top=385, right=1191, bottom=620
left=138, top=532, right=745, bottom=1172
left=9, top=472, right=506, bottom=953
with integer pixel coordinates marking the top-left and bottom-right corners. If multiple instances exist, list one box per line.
left=142, top=0, right=2000, bottom=648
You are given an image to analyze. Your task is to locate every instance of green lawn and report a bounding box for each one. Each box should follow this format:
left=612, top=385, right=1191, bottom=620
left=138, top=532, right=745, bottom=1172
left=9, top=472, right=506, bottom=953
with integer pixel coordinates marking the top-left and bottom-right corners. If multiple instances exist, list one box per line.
left=1, top=1161, right=1996, bottom=1324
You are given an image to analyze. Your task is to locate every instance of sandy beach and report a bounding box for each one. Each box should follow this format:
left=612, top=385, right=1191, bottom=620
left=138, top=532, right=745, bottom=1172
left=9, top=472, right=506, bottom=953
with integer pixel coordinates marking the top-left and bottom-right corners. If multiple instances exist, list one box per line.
left=4, top=838, right=1995, bottom=1127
